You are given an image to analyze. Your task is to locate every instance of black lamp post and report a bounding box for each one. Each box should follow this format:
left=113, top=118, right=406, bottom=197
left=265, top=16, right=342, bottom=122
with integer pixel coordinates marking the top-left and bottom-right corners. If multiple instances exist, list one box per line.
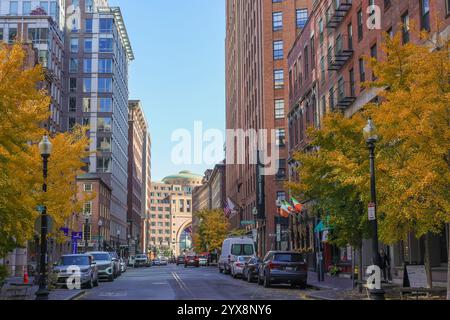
left=116, top=229, right=120, bottom=256
left=35, top=135, right=52, bottom=300
left=363, top=118, right=385, bottom=300
left=84, top=216, right=89, bottom=253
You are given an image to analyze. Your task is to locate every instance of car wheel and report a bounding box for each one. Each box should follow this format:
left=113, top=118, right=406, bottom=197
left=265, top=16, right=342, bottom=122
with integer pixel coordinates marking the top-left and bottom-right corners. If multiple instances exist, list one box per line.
left=290, top=283, right=297, bottom=289
left=247, top=272, right=252, bottom=283
left=94, top=278, right=99, bottom=287
left=184, top=264, right=187, bottom=268
left=263, top=272, right=271, bottom=288
left=86, top=276, right=93, bottom=289
left=257, top=274, right=263, bottom=285
left=108, top=274, right=114, bottom=282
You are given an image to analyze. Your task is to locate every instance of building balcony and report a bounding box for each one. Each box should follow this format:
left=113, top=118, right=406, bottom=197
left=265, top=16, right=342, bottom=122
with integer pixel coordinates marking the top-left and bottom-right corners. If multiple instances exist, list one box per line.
left=327, top=35, right=353, bottom=71
left=326, top=0, right=352, bottom=30
left=332, top=81, right=356, bottom=110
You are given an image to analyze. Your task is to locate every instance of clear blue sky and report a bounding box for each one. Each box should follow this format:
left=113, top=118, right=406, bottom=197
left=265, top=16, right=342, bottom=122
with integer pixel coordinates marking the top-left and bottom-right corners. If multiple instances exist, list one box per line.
left=110, top=0, right=226, bottom=181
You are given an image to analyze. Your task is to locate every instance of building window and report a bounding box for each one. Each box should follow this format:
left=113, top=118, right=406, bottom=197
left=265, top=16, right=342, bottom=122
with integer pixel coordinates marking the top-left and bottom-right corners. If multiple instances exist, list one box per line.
left=276, top=159, right=286, bottom=179
left=273, top=40, right=283, bottom=60
left=83, top=59, right=92, bottom=73
left=99, top=38, right=113, bottom=52
left=277, top=191, right=286, bottom=201
left=370, top=43, right=377, bottom=80
left=69, top=58, right=78, bottom=73
left=39, top=1, right=49, bottom=14
left=83, top=78, right=92, bottom=93
left=310, top=36, right=315, bottom=69
left=320, top=56, right=325, bottom=82
left=70, top=38, right=79, bottom=53
left=275, top=99, right=284, bottom=119
left=8, top=28, right=17, bottom=43
left=85, top=0, right=94, bottom=12
left=357, top=9, right=363, bottom=41
left=49, top=1, right=57, bottom=17
left=85, top=19, right=93, bottom=33
left=349, top=68, right=355, bottom=97
left=99, top=18, right=114, bottom=33
left=69, top=97, right=77, bottom=112
left=275, top=129, right=286, bottom=147
left=304, top=46, right=309, bottom=77
left=273, top=0, right=283, bottom=2
left=359, top=58, right=365, bottom=84
left=329, top=87, right=335, bottom=110
left=97, top=157, right=111, bottom=173
left=84, top=38, right=93, bottom=53
left=23, top=1, right=31, bottom=15
left=99, top=98, right=112, bottom=112
left=274, top=69, right=284, bottom=89
left=97, top=118, right=112, bottom=132
left=296, top=8, right=308, bottom=28
left=97, top=137, right=112, bottom=152
left=447, top=0, right=450, bottom=16
left=84, top=184, right=92, bottom=192
left=319, top=18, right=324, bottom=44
left=99, top=59, right=113, bottom=73
left=420, top=0, right=430, bottom=32
left=82, top=117, right=90, bottom=126
left=272, top=12, right=283, bottom=31
left=401, top=11, right=410, bottom=44
left=69, top=78, right=77, bottom=93
left=348, top=23, right=353, bottom=50
left=83, top=98, right=91, bottom=112
left=98, top=78, right=112, bottom=93
left=68, top=117, right=76, bottom=130
left=9, top=1, right=18, bottom=15
left=384, top=0, right=391, bottom=10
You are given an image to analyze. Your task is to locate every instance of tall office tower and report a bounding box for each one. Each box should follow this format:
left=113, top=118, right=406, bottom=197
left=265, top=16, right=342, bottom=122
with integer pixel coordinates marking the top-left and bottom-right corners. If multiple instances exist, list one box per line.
left=0, top=0, right=67, bottom=133
left=63, top=0, right=134, bottom=247
left=225, top=0, right=313, bottom=256
left=142, top=127, right=151, bottom=255
left=127, top=100, right=151, bottom=256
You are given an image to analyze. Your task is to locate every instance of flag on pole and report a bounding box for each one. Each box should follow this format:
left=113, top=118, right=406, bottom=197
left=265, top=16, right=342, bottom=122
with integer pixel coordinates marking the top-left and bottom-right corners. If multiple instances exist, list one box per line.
left=279, top=202, right=290, bottom=218
left=224, top=197, right=236, bottom=218
left=282, top=200, right=294, bottom=213
left=291, top=197, right=303, bottom=212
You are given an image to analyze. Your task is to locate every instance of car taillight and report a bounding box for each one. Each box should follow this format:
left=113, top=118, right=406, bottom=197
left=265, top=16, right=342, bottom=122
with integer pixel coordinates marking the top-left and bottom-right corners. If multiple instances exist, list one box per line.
left=236, top=263, right=242, bottom=267
left=269, top=262, right=280, bottom=270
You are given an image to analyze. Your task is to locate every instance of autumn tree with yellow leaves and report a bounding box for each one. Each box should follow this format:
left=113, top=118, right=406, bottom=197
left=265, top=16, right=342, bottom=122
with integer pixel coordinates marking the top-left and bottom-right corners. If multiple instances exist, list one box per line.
left=0, top=44, right=91, bottom=257
left=192, top=209, right=230, bottom=253
left=290, top=33, right=449, bottom=289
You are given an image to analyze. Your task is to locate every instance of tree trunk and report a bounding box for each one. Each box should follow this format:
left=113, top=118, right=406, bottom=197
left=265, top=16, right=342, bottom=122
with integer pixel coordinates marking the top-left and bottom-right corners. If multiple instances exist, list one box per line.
left=446, top=223, right=450, bottom=300
left=424, top=233, right=433, bottom=288
left=358, top=243, right=364, bottom=293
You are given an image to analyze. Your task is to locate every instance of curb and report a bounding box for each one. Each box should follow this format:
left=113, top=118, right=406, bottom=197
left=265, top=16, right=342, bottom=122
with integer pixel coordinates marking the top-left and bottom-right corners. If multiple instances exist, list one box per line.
left=65, top=290, right=86, bottom=300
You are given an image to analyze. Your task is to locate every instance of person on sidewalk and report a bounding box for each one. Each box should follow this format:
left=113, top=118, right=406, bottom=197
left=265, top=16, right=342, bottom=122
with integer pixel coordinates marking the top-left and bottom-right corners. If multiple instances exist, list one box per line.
left=379, top=249, right=391, bottom=283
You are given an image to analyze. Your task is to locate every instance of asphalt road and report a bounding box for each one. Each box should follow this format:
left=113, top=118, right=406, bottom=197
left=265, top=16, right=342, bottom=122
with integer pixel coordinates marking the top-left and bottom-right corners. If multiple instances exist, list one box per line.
left=78, top=264, right=312, bottom=300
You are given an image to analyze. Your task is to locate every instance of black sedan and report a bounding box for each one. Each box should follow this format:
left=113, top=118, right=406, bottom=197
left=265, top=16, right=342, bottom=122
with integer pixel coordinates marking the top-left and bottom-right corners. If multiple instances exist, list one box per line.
left=242, top=256, right=262, bottom=283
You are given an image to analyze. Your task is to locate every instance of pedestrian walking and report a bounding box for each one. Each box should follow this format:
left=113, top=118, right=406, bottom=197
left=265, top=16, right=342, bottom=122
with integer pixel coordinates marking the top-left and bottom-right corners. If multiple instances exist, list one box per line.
left=379, top=249, right=391, bottom=283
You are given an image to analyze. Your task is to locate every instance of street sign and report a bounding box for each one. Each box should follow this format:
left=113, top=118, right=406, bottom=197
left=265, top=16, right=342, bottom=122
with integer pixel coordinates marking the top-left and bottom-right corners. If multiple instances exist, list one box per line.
left=240, top=220, right=255, bottom=226
left=71, top=231, right=82, bottom=240
left=368, top=203, right=376, bottom=221
left=34, top=215, right=54, bottom=235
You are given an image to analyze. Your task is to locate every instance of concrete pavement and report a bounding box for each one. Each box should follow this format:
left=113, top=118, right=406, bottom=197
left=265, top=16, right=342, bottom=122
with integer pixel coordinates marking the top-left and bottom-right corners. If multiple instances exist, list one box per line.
left=79, top=264, right=314, bottom=300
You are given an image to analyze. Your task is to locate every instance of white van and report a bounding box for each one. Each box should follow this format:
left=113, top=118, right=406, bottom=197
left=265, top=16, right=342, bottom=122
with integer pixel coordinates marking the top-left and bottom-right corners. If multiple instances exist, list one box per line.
left=218, top=237, right=255, bottom=274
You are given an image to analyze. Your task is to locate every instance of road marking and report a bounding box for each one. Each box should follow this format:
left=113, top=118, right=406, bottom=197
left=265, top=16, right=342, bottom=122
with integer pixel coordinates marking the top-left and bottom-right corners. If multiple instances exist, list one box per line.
left=171, top=272, right=195, bottom=298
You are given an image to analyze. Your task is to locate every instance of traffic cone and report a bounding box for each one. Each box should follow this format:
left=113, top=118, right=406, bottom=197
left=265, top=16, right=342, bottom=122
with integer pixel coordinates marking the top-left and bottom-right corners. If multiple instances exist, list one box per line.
left=23, top=266, right=29, bottom=284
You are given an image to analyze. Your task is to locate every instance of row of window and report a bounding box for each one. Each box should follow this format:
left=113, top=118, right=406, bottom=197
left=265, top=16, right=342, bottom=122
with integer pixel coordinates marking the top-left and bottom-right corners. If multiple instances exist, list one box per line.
left=72, top=18, right=114, bottom=34
left=69, top=77, right=113, bottom=93
left=70, top=37, right=114, bottom=53
left=8, top=1, right=58, bottom=17
left=69, top=58, right=113, bottom=73
left=69, top=97, right=113, bottom=113
left=272, top=9, right=307, bottom=31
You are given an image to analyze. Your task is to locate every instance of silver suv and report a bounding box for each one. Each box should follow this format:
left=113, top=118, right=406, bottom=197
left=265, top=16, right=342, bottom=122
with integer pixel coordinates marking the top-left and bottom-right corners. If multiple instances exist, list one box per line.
left=52, top=254, right=98, bottom=289
left=108, top=252, right=121, bottom=277
left=87, top=252, right=115, bottom=282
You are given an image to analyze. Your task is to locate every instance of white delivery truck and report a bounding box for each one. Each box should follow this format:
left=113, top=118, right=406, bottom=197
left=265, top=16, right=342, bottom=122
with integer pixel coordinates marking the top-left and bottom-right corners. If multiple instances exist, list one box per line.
left=218, top=237, right=255, bottom=274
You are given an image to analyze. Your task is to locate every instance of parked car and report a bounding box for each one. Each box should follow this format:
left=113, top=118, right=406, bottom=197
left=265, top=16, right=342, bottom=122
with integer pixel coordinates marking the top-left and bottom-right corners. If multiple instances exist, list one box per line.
left=52, top=254, right=98, bottom=289
left=198, top=254, right=209, bottom=266
left=88, top=251, right=115, bottom=282
left=184, top=254, right=199, bottom=268
left=242, top=256, right=262, bottom=283
left=231, top=256, right=252, bottom=278
left=128, top=256, right=135, bottom=267
left=152, top=259, right=160, bottom=266
left=120, top=258, right=127, bottom=273
left=257, top=251, right=308, bottom=289
left=135, top=254, right=149, bottom=267
left=176, top=255, right=185, bottom=266
left=108, top=252, right=121, bottom=277
left=219, top=237, right=255, bottom=274
left=159, top=257, right=168, bottom=266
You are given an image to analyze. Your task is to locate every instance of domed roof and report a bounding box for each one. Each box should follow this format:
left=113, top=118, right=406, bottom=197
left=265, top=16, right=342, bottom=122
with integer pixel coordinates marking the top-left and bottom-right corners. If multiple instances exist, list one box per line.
left=162, top=170, right=203, bottom=182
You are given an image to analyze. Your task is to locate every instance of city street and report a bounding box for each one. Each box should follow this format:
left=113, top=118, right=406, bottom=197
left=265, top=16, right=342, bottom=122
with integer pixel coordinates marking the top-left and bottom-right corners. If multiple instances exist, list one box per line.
left=78, top=265, right=312, bottom=300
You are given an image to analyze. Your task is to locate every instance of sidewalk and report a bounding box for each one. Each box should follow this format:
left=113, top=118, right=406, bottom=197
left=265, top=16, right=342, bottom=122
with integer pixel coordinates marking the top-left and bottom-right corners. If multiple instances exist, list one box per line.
left=0, top=277, right=85, bottom=300
left=305, top=272, right=367, bottom=300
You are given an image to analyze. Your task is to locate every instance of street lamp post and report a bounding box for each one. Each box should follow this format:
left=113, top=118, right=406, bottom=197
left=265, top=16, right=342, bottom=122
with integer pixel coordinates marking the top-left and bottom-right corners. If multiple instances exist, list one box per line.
left=98, top=219, right=103, bottom=251
left=363, top=118, right=385, bottom=300
left=84, top=216, right=89, bottom=253
left=35, top=136, right=52, bottom=300
left=127, top=234, right=131, bottom=257
left=116, top=229, right=120, bottom=256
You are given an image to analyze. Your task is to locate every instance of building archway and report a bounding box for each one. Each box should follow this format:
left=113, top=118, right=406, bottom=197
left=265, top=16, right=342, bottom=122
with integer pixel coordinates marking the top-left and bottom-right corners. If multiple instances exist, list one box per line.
left=174, top=220, right=192, bottom=256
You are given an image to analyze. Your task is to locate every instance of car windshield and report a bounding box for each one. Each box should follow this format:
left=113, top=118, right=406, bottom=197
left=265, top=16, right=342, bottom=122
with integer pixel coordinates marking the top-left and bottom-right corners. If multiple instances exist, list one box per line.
left=91, top=253, right=111, bottom=261
left=231, top=244, right=254, bottom=256
left=58, top=256, right=90, bottom=266
left=137, top=255, right=146, bottom=259
left=274, top=253, right=305, bottom=263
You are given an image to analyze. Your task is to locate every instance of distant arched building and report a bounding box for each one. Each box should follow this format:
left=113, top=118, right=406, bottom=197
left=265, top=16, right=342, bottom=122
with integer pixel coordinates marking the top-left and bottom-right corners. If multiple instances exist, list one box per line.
left=148, top=171, right=203, bottom=257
